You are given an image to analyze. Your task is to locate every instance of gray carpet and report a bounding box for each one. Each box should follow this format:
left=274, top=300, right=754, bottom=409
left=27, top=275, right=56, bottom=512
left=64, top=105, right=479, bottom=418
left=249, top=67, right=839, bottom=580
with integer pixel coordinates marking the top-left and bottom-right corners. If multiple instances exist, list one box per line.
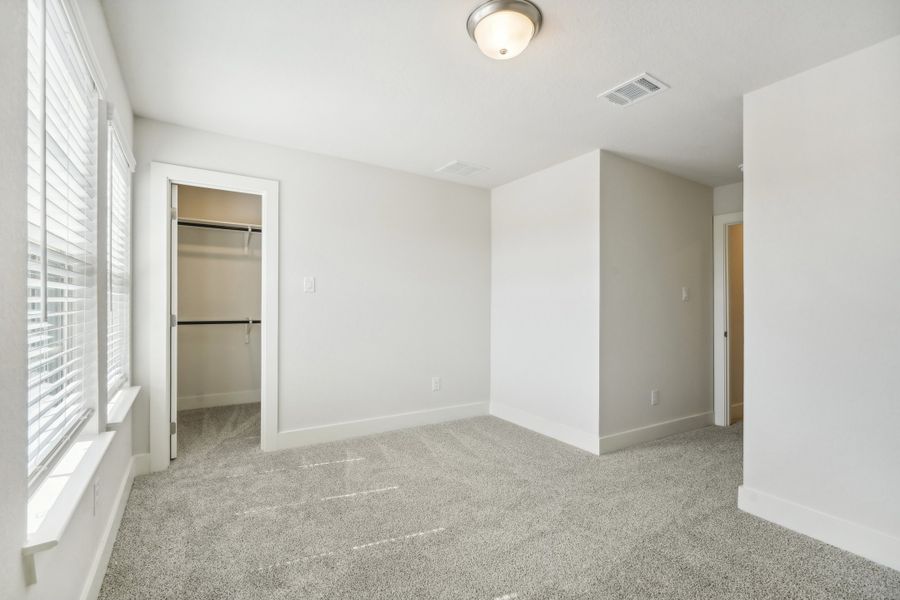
left=99, top=404, right=900, bottom=599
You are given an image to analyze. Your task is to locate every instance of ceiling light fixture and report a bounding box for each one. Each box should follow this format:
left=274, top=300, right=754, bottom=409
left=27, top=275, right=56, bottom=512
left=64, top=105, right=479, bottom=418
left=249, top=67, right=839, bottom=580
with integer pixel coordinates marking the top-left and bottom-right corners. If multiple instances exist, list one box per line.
left=466, top=0, right=542, bottom=61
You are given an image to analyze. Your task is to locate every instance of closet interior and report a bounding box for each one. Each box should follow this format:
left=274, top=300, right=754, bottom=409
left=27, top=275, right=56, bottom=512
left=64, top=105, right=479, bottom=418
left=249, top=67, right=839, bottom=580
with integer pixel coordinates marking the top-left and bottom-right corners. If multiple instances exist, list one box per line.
left=173, top=185, right=263, bottom=455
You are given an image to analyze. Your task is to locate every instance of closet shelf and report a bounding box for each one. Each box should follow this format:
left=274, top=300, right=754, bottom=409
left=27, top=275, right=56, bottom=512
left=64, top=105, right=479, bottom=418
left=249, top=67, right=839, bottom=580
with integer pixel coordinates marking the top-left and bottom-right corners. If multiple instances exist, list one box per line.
left=178, top=218, right=262, bottom=233
left=178, top=319, right=261, bottom=325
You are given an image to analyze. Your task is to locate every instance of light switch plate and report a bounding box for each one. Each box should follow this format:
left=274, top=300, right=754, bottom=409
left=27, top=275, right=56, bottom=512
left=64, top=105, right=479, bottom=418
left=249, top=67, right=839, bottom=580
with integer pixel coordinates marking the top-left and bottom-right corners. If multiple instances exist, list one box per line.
left=303, top=276, right=316, bottom=293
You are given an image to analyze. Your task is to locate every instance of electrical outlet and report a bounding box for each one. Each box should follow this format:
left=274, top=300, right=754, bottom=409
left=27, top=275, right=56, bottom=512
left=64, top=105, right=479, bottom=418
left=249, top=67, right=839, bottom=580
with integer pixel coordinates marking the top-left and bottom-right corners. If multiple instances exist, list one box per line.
left=431, top=377, right=441, bottom=392
left=650, top=389, right=660, bottom=406
left=92, top=480, right=100, bottom=516
left=681, top=287, right=689, bottom=302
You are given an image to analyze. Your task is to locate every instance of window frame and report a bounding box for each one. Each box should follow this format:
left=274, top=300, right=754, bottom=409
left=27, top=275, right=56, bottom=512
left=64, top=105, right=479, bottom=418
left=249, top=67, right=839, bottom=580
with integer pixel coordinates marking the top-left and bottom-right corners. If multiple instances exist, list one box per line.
left=25, top=0, right=134, bottom=495
left=105, top=122, right=133, bottom=403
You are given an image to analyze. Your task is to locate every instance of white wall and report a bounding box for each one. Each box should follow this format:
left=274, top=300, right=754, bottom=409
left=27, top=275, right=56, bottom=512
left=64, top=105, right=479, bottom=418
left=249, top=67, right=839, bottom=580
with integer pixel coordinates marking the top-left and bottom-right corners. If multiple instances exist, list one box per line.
left=132, top=118, right=491, bottom=456
left=598, top=152, right=713, bottom=449
left=74, top=0, right=132, bottom=145
left=0, top=3, right=30, bottom=597
left=739, top=35, right=900, bottom=570
left=177, top=187, right=262, bottom=410
left=1, top=1, right=138, bottom=598
left=490, top=151, right=601, bottom=453
left=29, top=416, right=138, bottom=600
left=713, top=182, right=743, bottom=215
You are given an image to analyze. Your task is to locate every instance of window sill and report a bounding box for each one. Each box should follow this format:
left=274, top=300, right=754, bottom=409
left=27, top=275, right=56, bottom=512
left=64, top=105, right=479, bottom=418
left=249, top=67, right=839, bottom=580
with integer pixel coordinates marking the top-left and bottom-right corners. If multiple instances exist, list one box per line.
left=22, top=432, right=114, bottom=584
left=22, top=385, right=140, bottom=586
left=107, top=385, right=141, bottom=430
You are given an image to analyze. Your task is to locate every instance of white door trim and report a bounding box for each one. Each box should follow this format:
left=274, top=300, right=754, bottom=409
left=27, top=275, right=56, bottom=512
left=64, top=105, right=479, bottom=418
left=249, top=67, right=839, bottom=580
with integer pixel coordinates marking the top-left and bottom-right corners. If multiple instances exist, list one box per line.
left=149, top=162, right=279, bottom=472
left=169, top=183, right=178, bottom=458
left=713, top=211, right=743, bottom=427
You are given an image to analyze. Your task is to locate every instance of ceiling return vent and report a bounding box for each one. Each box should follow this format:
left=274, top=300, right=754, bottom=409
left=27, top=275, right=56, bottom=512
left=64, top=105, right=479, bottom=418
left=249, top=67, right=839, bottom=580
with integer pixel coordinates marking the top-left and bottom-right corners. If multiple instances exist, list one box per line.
left=599, top=73, right=669, bottom=107
left=435, top=160, right=489, bottom=177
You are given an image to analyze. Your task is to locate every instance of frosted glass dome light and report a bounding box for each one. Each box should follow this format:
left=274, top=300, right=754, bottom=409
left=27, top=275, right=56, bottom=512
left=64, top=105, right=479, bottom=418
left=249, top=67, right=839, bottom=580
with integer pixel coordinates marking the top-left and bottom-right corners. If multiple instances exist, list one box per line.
left=467, top=0, right=542, bottom=61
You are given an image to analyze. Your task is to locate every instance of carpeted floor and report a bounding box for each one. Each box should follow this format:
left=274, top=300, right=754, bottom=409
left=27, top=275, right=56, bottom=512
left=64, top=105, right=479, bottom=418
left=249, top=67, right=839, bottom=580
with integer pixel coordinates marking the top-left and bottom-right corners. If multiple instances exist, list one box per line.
left=99, top=404, right=900, bottom=599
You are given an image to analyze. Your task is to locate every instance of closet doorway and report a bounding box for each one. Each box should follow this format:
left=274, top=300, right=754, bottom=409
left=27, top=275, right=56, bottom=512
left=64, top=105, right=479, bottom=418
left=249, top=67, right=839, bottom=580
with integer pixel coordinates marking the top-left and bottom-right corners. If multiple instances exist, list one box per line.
left=149, top=162, right=279, bottom=472
left=170, top=185, right=263, bottom=459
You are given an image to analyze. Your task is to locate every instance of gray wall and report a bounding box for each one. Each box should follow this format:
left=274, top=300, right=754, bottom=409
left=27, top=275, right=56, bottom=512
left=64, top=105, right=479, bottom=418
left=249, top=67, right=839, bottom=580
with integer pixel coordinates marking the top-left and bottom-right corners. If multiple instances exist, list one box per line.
left=599, top=151, right=714, bottom=438
left=488, top=150, right=714, bottom=453
left=132, top=118, right=492, bottom=455
left=713, top=182, right=743, bottom=215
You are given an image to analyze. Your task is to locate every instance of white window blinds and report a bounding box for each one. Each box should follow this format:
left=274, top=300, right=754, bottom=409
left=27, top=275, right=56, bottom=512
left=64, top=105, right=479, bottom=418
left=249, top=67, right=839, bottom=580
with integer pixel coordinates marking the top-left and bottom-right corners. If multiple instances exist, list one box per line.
left=107, top=131, right=131, bottom=395
left=26, top=0, right=100, bottom=480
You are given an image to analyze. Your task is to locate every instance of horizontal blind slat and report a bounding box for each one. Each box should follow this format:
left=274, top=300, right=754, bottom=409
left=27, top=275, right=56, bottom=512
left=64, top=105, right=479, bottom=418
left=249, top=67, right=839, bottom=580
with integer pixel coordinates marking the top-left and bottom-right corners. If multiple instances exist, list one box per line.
left=26, top=0, right=100, bottom=484
left=107, top=131, right=131, bottom=395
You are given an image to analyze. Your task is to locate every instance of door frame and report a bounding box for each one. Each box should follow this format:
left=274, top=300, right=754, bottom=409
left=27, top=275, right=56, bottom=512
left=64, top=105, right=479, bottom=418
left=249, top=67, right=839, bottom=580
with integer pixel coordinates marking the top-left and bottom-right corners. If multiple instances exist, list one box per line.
left=713, top=211, right=743, bottom=427
left=169, top=183, right=178, bottom=458
left=150, top=162, right=279, bottom=471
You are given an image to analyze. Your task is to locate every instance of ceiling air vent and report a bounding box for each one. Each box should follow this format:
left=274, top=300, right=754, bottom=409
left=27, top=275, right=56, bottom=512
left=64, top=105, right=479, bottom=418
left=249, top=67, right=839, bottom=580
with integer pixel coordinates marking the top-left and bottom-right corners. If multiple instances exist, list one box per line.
left=435, top=160, right=488, bottom=177
left=599, top=73, right=669, bottom=107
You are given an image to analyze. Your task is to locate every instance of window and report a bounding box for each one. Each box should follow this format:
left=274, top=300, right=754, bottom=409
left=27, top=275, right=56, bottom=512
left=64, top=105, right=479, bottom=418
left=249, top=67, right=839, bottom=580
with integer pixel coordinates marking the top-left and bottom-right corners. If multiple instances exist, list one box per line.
left=26, top=0, right=100, bottom=484
left=107, top=131, right=131, bottom=397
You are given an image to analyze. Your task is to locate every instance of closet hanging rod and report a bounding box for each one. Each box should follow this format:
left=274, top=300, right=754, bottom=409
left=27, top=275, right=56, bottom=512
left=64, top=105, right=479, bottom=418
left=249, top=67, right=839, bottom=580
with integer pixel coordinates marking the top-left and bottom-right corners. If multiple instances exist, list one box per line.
left=177, top=219, right=261, bottom=233
left=177, top=319, right=261, bottom=325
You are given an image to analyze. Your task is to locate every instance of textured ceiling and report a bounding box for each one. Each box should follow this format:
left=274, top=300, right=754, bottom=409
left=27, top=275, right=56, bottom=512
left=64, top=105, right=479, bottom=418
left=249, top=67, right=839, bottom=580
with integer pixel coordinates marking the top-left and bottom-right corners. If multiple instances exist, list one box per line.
left=101, top=0, right=900, bottom=188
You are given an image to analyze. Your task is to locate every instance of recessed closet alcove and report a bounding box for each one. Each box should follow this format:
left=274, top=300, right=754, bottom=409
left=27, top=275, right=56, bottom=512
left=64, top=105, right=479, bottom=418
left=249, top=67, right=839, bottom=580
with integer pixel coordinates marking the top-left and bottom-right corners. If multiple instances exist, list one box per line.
left=173, top=185, right=262, bottom=456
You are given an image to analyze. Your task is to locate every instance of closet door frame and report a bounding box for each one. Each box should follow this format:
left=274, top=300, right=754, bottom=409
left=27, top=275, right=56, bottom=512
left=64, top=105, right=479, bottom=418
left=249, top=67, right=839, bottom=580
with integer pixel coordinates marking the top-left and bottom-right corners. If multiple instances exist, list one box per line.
left=149, top=162, right=279, bottom=472
left=170, top=183, right=178, bottom=458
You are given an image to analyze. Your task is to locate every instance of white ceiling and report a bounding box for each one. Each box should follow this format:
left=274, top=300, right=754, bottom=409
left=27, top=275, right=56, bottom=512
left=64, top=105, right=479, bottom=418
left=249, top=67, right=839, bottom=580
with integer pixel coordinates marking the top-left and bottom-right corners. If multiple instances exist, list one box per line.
left=101, top=0, right=900, bottom=189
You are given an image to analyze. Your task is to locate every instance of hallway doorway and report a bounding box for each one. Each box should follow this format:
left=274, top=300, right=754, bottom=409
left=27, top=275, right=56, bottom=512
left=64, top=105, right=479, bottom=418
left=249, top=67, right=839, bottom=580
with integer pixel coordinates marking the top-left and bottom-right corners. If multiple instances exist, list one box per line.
left=726, top=223, right=744, bottom=424
left=714, top=212, right=744, bottom=426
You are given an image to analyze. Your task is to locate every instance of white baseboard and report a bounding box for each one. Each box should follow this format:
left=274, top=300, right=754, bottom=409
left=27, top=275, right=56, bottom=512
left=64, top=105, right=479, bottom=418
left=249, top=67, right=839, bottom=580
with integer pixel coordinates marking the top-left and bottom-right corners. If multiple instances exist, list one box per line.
left=178, top=390, right=260, bottom=411
left=598, top=411, right=713, bottom=454
left=80, top=454, right=140, bottom=600
left=738, top=485, right=900, bottom=572
left=490, top=402, right=600, bottom=455
left=276, top=402, right=489, bottom=450
left=132, top=453, right=151, bottom=477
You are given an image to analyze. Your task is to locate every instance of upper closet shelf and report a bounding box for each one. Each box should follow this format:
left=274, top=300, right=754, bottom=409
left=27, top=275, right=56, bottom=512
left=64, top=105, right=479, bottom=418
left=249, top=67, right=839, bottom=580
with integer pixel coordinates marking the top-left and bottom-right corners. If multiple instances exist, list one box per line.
left=177, top=218, right=261, bottom=233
